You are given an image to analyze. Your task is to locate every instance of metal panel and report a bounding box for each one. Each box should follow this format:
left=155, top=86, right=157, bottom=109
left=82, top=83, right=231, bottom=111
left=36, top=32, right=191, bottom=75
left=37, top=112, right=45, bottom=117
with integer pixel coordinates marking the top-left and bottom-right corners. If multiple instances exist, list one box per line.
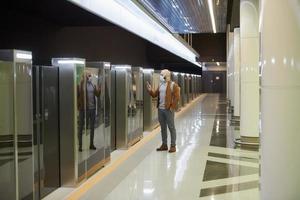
left=113, top=66, right=144, bottom=149
left=0, top=59, right=16, bottom=200
left=151, top=71, right=160, bottom=126
left=178, top=74, right=185, bottom=107
left=185, top=74, right=190, bottom=103
left=171, top=73, right=181, bottom=110
left=143, top=70, right=159, bottom=131
left=0, top=50, right=34, bottom=200
left=138, top=0, right=228, bottom=33
left=115, top=68, right=128, bottom=149
left=84, top=62, right=111, bottom=177
left=131, top=67, right=143, bottom=142
left=110, top=70, right=116, bottom=151
left=52, top=58, right=85, bottom=186
left=15, top=52, right=34, bottom=200
left=56, top=63, right=76, bottom=186
left=103, top=64, right=111, bottom=160
left=32, top=66, right=40, bottom=200
left=41, top=67, right=60, bottom=197
left=143, top=71, right=153, bottom=131
left=33, top=66, right=60, bottom=199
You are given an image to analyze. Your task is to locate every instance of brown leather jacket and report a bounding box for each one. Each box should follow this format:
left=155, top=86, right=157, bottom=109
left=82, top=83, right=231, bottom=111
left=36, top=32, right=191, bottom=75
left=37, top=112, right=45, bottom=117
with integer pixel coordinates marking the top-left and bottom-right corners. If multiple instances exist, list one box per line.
left=77, top=81, right=100, bottom=110
left=148, top=81, right=180, bottom=110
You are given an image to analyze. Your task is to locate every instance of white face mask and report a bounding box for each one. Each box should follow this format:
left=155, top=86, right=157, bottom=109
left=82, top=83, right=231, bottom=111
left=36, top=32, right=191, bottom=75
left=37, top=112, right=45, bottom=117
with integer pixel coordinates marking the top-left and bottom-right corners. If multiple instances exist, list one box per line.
left=160, top=75, right=165, bottom=83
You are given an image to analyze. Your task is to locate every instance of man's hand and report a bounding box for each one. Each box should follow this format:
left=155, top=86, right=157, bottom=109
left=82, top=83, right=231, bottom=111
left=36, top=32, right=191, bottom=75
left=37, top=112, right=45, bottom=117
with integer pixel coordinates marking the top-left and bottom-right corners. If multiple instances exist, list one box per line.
left=146, top=81, right=152, bottom=91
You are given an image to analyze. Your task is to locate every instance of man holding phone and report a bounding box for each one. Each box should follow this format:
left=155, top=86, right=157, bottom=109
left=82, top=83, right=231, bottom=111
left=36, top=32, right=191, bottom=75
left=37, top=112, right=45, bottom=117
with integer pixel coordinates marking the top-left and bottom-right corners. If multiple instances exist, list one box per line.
left=78, top=72, right=101, bottom=152
left=146, top=69, right=180, bottom=153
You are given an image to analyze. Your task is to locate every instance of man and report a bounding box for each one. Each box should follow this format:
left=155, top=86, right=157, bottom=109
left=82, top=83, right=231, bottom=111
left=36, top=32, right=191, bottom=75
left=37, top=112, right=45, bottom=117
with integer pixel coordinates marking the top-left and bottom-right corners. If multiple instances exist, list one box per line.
left=146, top=69, right=180, bottom=153
left=78, top=72, right=100, bottom=152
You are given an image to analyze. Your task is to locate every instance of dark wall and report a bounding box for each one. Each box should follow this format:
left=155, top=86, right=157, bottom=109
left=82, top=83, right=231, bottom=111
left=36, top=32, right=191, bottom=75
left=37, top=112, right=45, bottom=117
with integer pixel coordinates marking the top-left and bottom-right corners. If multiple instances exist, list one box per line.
left=146, top=42, right=202, bottom=74
left=202, top=71, right=227, bottom=94
left=191, top=33, right=227, bottom=62
left=0, top=1, right=148, bottom=66
left=39, top=26, right=148, bottom=66
left=0, top=25, right=148, bottom=66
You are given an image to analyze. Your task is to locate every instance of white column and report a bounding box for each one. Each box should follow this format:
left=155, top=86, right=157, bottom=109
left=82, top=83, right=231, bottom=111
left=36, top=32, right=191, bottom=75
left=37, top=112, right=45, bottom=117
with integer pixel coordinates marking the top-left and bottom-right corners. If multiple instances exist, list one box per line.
left=240, top=0, right=260, bottom=143
left=228, top=32, right=235, bottom=107
left=233, top=28, right=241, bottom=117
left=226, top=24, right=230, bottom=100
left=260, top=0, right=300, bottom=199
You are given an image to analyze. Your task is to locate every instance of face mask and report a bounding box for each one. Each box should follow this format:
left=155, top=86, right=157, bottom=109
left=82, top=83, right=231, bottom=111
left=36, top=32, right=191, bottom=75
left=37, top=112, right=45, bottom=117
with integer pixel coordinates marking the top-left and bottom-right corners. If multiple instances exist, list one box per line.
left=160, top=75, right=165, bottom=83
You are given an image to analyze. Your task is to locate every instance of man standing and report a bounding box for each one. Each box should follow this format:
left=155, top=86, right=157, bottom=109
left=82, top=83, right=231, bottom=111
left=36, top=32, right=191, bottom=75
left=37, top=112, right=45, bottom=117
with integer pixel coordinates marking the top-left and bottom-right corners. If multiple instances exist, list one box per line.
left=146, top=69, right=180, bottom=153
left=78, top=72, right=100, bottom=152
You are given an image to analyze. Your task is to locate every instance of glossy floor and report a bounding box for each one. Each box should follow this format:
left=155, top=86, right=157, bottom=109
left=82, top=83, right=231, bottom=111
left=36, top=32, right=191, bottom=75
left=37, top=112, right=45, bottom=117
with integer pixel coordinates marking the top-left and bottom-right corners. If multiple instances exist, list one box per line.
left=45, top=94, right=260, bottom=200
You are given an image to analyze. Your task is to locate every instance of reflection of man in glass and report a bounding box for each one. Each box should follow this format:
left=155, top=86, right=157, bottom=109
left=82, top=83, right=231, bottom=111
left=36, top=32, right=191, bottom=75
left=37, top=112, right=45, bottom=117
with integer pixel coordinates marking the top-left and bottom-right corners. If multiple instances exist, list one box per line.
left=78, top=72, right=100, bottom=152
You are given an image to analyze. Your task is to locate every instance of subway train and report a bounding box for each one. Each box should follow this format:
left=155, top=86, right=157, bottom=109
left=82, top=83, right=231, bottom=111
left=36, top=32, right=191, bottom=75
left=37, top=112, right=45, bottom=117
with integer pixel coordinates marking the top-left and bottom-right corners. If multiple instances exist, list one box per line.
left=0, top=49, right=202, bottom=200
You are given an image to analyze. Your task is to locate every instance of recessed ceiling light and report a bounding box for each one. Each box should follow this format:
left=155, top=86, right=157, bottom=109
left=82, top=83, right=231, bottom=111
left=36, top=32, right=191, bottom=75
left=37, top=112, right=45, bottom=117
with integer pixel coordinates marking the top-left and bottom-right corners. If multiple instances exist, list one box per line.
left=208, top=0, right=217, bottom=33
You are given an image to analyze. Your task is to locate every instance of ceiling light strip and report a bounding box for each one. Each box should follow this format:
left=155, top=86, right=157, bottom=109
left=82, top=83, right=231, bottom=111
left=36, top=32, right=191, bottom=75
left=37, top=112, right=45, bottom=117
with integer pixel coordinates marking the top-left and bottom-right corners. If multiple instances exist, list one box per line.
left=57, top=60, right=85, bottom=65
left=16, top=53, right=32, bottom=60
left=67, top=0, right=200, bottom=67
left=207, top=0, right=217, bottom=33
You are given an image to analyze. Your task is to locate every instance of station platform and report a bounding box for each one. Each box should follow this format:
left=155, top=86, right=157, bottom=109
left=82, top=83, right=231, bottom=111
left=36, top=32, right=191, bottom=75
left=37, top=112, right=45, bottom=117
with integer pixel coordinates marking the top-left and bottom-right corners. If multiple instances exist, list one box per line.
left=45, top=94, right=259, bottom=200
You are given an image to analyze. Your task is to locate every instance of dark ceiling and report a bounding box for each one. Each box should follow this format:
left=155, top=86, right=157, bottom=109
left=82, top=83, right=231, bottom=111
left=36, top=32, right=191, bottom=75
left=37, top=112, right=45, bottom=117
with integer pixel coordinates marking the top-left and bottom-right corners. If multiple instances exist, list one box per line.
left=0, top=0, right=113, bottom=27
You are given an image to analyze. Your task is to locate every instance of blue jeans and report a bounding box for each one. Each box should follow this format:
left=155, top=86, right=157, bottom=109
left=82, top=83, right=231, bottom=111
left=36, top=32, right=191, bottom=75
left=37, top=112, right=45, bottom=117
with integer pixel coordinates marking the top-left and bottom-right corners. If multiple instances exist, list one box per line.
left=158, top=109, right=177, bottom=146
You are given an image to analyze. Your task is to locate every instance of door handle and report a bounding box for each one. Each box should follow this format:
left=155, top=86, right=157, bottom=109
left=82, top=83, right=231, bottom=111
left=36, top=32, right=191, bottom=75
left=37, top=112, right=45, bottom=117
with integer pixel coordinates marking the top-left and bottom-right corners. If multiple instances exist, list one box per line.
left=44, top=109, right=49, bottom=121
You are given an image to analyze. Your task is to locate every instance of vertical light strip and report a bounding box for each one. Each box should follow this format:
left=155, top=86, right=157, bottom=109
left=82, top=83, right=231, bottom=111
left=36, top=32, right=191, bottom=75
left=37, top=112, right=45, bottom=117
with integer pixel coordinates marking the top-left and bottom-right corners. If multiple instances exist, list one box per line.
left=208, top=0, right=217, bottom=33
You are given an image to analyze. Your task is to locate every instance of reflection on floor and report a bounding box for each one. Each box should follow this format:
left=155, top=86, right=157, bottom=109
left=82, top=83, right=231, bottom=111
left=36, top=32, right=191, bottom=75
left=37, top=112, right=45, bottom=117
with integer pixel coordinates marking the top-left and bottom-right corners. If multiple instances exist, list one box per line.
left=44, top=94, right=260, bottom=200
left=199, top=95, right=259, bottom=199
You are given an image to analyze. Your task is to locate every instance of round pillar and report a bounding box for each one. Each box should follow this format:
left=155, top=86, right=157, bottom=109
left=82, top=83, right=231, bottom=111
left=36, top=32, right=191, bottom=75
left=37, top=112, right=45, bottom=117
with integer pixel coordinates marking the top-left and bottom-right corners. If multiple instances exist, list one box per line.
left=260, top=0, right=300, bottom=199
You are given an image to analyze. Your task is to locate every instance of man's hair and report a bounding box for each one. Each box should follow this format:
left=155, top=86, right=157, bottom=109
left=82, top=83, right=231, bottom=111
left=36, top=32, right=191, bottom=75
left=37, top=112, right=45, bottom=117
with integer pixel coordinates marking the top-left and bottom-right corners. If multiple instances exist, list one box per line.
left=161, top=69, right=171, bottom=82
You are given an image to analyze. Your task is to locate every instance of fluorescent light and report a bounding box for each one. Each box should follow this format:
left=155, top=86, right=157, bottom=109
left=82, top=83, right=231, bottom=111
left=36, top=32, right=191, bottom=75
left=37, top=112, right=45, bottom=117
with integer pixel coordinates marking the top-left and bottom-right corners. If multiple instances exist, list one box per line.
left=207, top=0, right=217, bottom=33
left=142, top=69, right=154, bottom=73
left=16, top=53, right=32, bottom=60
left=57, top=60, right=85, bottom=65
left=68, top=0, right=200, bottom=67
left=216, top=62, right=220, bottom=66
left=104, top=63, right=111, bottom=67
left=114, top=65, right=131, bottom=69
